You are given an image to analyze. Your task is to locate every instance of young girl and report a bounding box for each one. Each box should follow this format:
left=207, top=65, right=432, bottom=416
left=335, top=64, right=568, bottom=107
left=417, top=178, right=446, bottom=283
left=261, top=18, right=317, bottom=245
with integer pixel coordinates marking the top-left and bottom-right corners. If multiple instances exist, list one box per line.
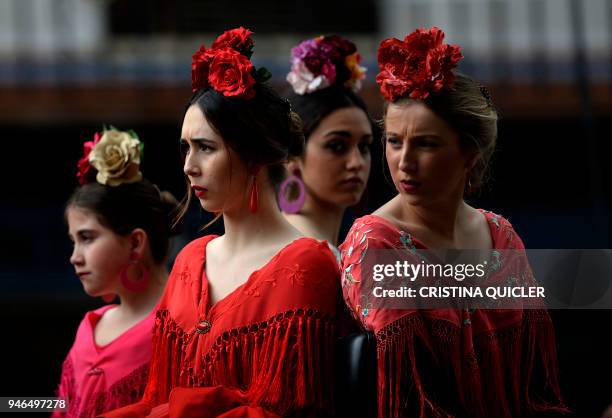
left=102, top=28, right=339, bottom=418
left=283, top=35, right=374, bottom=257
left=55, top=128, right=178, bottom=417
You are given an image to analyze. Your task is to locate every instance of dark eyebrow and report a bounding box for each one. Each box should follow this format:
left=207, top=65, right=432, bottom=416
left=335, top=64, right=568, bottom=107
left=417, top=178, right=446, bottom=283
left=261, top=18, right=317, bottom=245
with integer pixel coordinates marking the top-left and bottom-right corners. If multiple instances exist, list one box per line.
left=179, top=137, right=217, bottom=145
left=324, top=130, right=352, bottom=139
left=69, top=229, right=95, bottom=240
left=361, top=133, right=374, bottom=142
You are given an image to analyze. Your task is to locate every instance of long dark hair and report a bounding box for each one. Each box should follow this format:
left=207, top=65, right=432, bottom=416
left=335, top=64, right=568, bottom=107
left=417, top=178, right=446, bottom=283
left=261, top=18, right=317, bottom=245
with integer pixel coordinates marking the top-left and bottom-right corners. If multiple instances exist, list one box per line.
left=287, top=86, right=374, bottom=140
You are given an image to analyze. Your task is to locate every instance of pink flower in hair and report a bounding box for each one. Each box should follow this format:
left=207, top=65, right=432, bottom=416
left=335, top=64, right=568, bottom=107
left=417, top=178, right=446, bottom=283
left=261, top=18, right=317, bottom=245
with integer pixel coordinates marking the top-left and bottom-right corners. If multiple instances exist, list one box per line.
left=287, top=35, right=366, bottom=95
left=76, top=132, right=101, bottom=185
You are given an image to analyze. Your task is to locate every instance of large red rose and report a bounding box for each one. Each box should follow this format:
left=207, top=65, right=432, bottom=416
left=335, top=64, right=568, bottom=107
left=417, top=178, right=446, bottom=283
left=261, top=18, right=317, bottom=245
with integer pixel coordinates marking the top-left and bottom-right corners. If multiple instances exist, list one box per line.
left=76, top=132, right=101, bottom=185
left=192, top=45, right=215, bottom=92
left=376, top=38, right=412, bottom=102
left=428, top=43, right=463, bottom=93
left=376, top=27, right=462, bottom=102
left=208, top=47, right=256, bottom=99
left=211, top=27, right=254, bottom=57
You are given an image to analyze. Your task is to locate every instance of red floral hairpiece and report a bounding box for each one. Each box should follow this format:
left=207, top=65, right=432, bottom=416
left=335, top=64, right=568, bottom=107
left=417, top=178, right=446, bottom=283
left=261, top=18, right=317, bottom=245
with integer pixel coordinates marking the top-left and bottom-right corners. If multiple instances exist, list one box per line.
left=376, top=27, right=463, bottom=102
left=192, top=27, right=270, bottom=100
left=77, top=131, right=101, bottom=185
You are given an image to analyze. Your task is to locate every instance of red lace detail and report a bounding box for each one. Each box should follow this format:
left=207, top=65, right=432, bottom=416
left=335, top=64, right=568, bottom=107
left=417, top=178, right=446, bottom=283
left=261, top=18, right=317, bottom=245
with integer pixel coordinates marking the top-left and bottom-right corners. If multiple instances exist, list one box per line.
left=375, top=310, right=568, bottom=418
left=58, top=362, right=149, bottom=418
left=52, top=357, right=76, bottom=417
left=145, top=308, right=335, bottom=417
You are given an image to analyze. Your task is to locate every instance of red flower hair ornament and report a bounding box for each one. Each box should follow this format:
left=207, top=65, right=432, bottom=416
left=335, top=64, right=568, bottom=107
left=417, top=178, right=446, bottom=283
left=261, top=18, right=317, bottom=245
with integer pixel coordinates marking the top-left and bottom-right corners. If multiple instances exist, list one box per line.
left=376, top=27, right=463, bottom=102
left=77, top=132, right=101, bottom=185
left=191, top=27, right=270, bottom=100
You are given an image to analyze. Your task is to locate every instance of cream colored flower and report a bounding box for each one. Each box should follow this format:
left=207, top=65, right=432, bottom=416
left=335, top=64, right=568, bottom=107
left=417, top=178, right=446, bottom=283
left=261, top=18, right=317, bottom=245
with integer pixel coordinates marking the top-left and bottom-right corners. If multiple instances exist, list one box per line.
left=89, top=129, right=142, bottom=186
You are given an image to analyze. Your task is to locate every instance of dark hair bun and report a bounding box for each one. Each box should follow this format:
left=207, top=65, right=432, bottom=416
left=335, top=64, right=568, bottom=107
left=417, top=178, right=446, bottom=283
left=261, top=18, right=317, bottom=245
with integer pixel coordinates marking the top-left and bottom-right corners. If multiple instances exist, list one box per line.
left=158, top=189, right=182, bottom=236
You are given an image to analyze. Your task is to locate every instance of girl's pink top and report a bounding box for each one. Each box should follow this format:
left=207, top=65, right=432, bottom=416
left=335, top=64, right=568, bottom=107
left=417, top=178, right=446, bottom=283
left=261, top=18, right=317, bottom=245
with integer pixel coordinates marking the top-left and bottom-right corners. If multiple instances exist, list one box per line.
left=53, top=304, right=154, bottom=418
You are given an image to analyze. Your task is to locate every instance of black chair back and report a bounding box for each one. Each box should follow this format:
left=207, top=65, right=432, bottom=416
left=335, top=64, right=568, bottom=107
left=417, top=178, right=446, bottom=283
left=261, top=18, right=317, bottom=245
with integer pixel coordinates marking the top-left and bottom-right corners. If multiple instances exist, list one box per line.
left=334, top=332, right=378, bottom=417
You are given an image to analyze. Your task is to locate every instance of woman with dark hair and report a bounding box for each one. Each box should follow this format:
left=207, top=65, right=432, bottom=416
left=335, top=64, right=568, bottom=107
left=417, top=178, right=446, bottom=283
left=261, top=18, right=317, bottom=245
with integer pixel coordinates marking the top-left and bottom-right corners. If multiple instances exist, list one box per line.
left=282, top=35, right=374, bottom=258
left=55, top=128, right=178, bottom=417
left=340, top=28, right=567, bottom=417
left=103, top=28, right=339, bottom=418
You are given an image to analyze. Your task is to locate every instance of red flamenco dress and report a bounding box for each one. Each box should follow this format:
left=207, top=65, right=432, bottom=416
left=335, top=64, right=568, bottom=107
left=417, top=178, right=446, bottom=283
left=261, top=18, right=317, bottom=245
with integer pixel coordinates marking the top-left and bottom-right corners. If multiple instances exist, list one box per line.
left=102, top=236, right=339, bottom=418
left=339, top=211, right=568, bottom=418
left=53, top=305, right=153, bottom=417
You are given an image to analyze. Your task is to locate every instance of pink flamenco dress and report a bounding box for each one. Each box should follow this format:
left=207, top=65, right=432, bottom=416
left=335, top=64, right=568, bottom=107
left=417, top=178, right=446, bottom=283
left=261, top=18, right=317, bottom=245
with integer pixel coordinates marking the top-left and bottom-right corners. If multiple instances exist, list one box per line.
left=53, top=304, right=154, bottom=418
left=339, top=211, right=568, bottom=418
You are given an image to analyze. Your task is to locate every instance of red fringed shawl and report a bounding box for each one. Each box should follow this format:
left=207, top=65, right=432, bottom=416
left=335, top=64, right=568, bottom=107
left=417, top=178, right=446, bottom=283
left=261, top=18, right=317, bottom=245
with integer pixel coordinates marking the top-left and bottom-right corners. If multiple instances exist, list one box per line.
left=53, top=305, right=153, bottom=418
left=339, top=212, right=568, bottom=418
left=102, top=236, right=339, bottom=418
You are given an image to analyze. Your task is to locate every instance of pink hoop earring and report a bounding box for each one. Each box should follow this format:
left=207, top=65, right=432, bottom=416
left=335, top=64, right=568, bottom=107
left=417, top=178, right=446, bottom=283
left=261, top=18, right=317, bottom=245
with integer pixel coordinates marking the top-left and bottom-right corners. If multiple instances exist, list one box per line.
left=278, top=174, right=306, bottom=214
left=120, top=253, right=150, bottom=293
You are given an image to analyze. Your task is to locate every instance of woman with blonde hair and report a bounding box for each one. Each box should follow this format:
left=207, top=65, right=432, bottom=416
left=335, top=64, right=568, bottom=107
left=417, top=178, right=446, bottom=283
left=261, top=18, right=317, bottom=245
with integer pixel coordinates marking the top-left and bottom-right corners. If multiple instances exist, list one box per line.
left=340, top=27, right=567, bottom=418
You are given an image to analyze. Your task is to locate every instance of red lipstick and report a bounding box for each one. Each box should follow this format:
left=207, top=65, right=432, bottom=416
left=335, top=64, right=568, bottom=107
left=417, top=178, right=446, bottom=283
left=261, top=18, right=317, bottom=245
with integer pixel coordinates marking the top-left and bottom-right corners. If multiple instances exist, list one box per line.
left=192, top=185, right=207, bottom=198
left=399, top=180, right=420, bottom=193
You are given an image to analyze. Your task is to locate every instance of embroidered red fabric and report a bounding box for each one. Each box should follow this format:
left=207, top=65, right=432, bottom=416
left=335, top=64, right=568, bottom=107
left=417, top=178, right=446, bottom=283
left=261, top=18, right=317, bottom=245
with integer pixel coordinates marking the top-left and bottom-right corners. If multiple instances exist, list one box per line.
left=102, top=236, right=339, bottom=418
left=340, top=212, right=568, bottom=418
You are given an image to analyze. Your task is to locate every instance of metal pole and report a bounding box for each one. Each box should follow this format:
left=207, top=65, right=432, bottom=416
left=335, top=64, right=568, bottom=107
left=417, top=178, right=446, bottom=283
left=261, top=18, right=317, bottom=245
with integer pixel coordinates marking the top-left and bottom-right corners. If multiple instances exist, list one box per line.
left=569, top=0, right=607, bottom=246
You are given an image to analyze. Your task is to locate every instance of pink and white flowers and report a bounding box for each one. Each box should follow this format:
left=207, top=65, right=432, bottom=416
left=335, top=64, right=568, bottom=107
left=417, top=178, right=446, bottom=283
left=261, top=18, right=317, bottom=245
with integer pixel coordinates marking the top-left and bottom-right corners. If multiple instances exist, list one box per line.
left=287, top=35, right=366, bottom=95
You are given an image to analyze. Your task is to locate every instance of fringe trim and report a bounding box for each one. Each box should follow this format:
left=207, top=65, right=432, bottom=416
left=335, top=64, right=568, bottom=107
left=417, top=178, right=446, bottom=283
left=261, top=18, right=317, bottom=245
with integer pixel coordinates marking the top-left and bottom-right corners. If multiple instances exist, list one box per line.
left=52, top=356, right=76, bottom=418
left=145, top=308, right=335, bottom=417
left=375, top=310, right=568, bottom=418
left=55, top=361, right=149, bottom=418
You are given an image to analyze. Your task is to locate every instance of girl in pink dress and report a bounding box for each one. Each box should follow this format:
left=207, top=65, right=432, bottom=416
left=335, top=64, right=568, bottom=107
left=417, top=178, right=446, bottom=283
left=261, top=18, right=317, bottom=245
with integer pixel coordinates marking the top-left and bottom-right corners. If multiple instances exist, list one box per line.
left=340, top=27, right=567, bottom=417
left=54, top=128, right=178, bottom=417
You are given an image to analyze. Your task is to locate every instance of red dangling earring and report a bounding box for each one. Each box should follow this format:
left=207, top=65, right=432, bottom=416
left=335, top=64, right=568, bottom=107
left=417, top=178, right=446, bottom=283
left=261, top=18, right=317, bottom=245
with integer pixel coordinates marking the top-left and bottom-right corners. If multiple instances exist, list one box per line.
left=120, top=253, right=150, bottom=292
left=248, top=167, right=261, bottom=213
left=249, top=173, right=259, bottom=213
